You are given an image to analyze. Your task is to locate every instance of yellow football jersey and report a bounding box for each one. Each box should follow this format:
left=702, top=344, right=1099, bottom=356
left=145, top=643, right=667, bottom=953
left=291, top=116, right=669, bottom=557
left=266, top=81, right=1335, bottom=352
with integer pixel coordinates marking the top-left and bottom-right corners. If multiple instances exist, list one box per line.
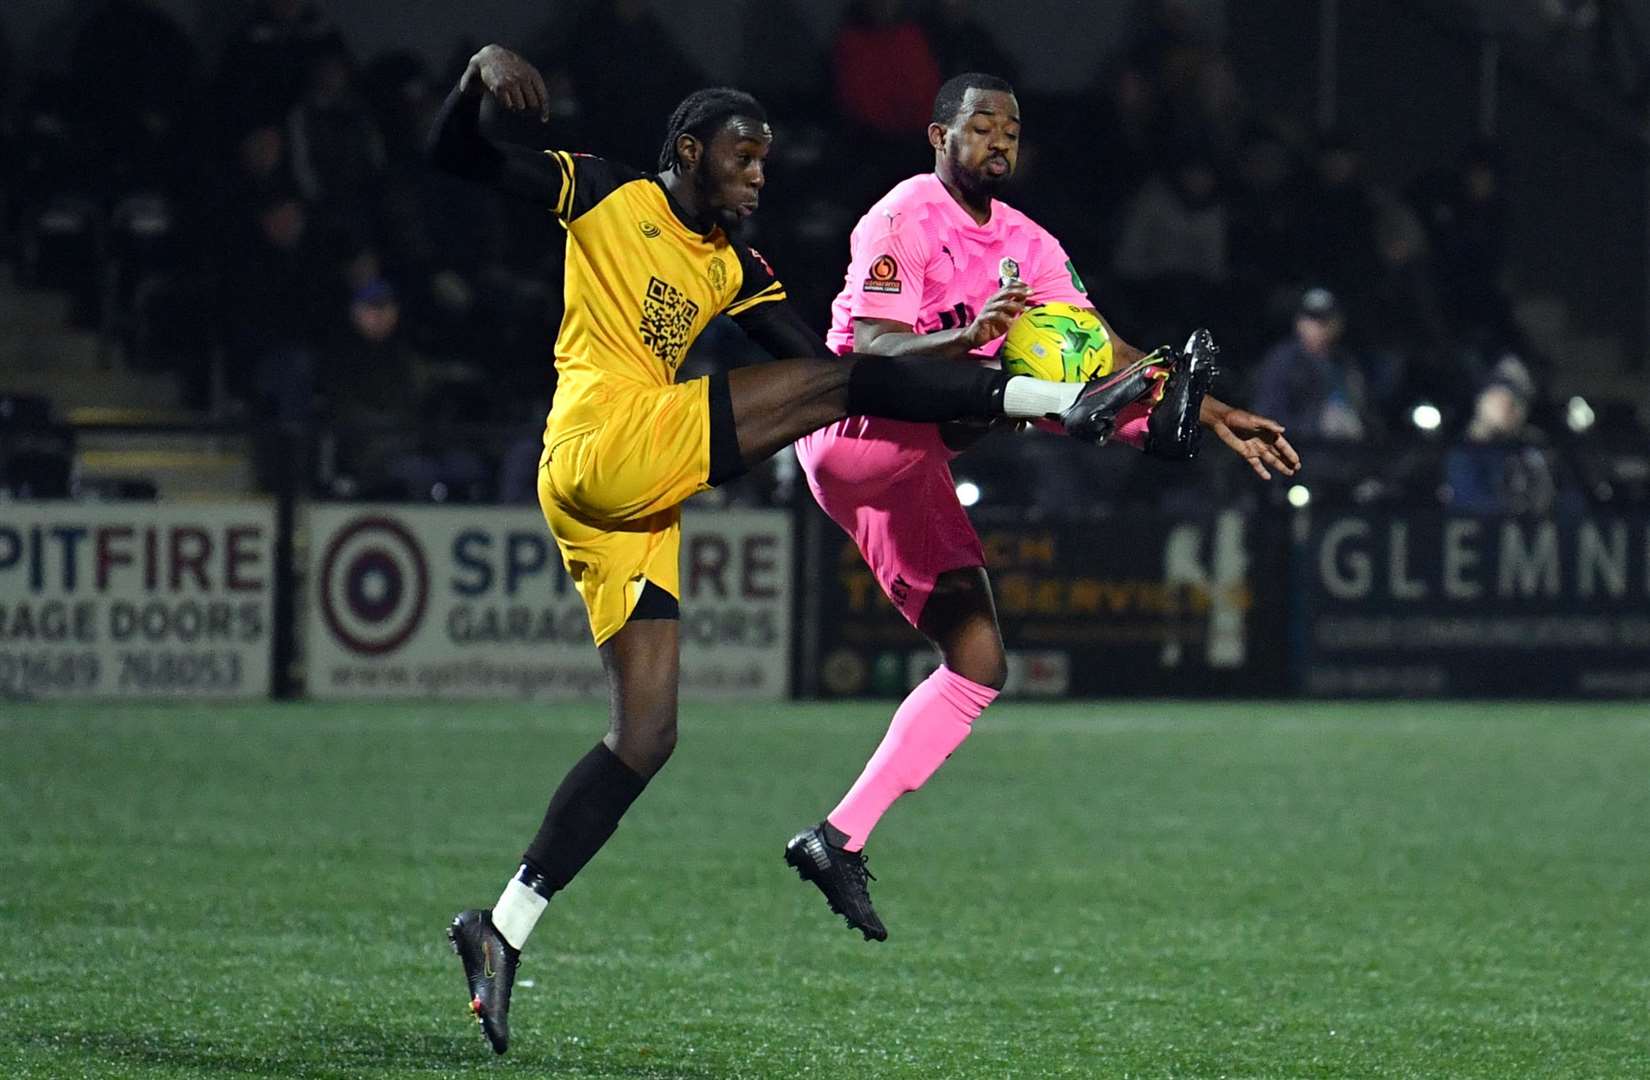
left=544, top=151, right=786, bottom=403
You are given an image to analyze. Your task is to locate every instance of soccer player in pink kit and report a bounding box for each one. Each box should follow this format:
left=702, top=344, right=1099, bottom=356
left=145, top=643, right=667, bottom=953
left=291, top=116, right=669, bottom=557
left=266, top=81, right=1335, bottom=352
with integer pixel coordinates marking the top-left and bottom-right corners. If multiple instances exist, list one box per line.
left=784, top=74, right=1301, bottom=941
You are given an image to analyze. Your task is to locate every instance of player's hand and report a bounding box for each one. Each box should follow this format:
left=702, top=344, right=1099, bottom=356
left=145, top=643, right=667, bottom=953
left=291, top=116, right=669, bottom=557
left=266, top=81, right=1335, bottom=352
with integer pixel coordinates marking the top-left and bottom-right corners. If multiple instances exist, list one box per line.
left=465, top=45, right=550, bottom=122
left=964, top=281, right=1032, bottom=349
left=1205, top=405, right=1301, bottom=481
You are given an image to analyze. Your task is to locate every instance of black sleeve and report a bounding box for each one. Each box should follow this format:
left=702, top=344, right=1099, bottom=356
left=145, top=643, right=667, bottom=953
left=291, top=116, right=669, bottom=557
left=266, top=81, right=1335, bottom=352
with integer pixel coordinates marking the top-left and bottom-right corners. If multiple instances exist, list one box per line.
left=426, top=82, right=642, bottom=217
left=425, top=79, right=643, bottom=219
left=731, top=298, right=834, bottom=360
left=425, top=82, right=562, bottom=204
left=543, top=151, right=645, bottom=222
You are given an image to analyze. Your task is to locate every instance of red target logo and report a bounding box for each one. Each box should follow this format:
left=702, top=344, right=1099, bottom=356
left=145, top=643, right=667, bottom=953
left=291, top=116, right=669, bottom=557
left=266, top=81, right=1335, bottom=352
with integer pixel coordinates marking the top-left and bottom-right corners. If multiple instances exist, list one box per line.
left=319, top=516, right=429, bottom=656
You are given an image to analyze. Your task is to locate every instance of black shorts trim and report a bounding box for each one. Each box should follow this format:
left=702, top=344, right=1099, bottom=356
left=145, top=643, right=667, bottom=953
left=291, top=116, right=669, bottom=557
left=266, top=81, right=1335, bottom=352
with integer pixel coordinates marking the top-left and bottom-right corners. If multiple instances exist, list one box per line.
left=628, top=579, right=680, bottom=622
left=705, top=371, right=747, bottom=487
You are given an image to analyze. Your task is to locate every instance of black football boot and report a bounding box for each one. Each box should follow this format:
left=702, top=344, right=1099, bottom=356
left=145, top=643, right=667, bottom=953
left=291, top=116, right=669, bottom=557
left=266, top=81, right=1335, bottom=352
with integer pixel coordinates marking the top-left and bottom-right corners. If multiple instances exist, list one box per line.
left=785, top=823, right=889, bottom=942
left=1058, top=347, right=1177, bottom=445
left=447, top=909, right=520, bottom=1054
left=1143, top=329, right=1220, bottom=461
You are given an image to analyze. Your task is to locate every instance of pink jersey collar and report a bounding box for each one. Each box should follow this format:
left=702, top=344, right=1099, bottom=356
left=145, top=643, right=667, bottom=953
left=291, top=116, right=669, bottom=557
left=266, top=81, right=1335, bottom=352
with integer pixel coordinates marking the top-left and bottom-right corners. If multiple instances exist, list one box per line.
left=919, top=173, right=1003, bottom=232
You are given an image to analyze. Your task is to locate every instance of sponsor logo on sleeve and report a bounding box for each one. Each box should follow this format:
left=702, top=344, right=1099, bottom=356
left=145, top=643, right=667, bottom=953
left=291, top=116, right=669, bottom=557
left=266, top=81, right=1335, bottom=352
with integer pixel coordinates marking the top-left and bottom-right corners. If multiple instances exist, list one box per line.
left=864, top=254, right=902, bottom=294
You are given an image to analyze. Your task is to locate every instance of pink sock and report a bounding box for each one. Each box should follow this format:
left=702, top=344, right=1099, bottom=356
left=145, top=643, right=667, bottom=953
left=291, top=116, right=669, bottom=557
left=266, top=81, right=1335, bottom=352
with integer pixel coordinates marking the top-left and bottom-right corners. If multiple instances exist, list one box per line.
left=1031, top=401, right=1151, bottom=448
left=1111, top=400, right=1152, bottom=449
left=826, top=666, right=998, bottom=850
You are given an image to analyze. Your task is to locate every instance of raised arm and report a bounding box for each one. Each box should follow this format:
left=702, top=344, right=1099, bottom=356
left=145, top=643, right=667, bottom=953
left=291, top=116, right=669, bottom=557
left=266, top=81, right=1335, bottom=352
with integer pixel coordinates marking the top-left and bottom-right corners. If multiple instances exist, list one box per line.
left=425, top=44, right=562, bottom=204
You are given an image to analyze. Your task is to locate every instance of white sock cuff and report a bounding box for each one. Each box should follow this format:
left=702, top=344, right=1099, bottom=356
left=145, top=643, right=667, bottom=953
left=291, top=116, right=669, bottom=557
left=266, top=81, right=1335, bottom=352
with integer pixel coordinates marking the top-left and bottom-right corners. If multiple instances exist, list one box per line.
left=1001, top=376, right=1083, bottom=419
left=491, top=877, right=549, bottom=951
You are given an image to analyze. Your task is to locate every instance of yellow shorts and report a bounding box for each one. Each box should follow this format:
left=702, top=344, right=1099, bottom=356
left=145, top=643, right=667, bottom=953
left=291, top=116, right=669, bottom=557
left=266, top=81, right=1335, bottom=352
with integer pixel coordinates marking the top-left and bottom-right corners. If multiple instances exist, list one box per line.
left=538, top=377, right=714, bottom=646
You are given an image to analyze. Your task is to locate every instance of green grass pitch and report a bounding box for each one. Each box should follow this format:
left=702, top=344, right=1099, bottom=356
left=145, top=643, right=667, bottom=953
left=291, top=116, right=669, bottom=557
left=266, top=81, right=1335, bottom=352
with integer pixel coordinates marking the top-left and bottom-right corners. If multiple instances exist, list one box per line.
left=3, top=700, right=1647, bottom=1078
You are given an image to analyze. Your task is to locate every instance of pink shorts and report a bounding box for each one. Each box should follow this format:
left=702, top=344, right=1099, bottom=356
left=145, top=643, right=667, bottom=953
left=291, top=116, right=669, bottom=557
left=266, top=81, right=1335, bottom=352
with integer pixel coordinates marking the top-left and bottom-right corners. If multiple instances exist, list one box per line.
left=796, top=417, right=986, bottom=628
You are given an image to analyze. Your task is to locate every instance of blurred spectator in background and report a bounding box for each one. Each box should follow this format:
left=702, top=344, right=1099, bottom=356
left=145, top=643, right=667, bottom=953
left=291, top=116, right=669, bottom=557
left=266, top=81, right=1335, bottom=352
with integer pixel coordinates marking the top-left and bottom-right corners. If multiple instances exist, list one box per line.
left=241, top=123, right=292, bottom=194
left=1537, top=0, right=1650, bottom=104
left=731, top=0, right=842, bottom=320
left=1295, top=129, right=1378, bottom=298
left=1575, top=398, right=1650, bottom=506
left=218, top=125, right=293, bottom=243
left=1443, top=355, right=1565, bottom=514
left=223, top=191, right=327, bottom=430
left=1125, top=0, right=1209, bottom=73
left=382, top=134, right=507, bottom=359
left=831, top=0, right=937, bottom=212
left=1251, top=287, right=1377, bottom=442
left=1226, top=122, right=1302, bottom=354
left=217, top=0, right=349, bottom=131
left=922, top=0, right=1018, bottom=83
left=381, top=381, right=493, bottom=504
left=1081, top=62, right=1161, bottom=244
left=1124, top=0, right=1240, bottom=158
left=287, top=45, right=387, bottom=252
left=834, top=0, right=941, bottom=138
left=1188, top=52, right=1246, bottom=161
left=1410, top=141, right=1511, bottom=344
left=833, top=0, right=941, bottom=203
left=360, top=49, right=436, bottom=161
left=1354, top=199, right=1449, bottom=423
left=737, top=0, right=829, bottom=119
left=1111, top=149, right=1227, bottom=344
left=319, top=274, right=421, bottom=495
left=535, top=0, right=703, bottom=166
left=69, top=0, right=201, bottom=194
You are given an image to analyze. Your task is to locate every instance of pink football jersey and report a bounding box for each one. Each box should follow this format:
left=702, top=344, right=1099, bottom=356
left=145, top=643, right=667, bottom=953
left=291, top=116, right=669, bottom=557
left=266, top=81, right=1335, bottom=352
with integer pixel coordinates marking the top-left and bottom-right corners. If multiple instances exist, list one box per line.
left=825, top=173, right=1091, bottom=358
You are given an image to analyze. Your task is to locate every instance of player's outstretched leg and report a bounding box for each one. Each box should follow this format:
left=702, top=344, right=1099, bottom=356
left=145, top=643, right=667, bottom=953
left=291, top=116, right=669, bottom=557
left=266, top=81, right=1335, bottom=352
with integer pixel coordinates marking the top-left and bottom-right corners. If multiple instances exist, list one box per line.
left=448, top=909, right=520, bottom=1054
left=721, top=352, right=1172, bottom=469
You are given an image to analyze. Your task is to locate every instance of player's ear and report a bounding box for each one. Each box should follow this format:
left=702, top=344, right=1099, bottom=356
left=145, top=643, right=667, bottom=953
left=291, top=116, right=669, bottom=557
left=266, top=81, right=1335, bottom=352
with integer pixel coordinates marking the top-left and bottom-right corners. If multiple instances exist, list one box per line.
left=927, top=123, right=947, bottom=153
left=677, top=133, right=701, bottom=171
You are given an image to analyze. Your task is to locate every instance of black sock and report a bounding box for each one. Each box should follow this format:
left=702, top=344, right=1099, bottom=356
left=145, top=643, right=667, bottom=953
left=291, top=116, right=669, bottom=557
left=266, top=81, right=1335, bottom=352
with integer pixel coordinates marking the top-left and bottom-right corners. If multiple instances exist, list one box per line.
left=843, top=353, right=1009, bottom=422
left=519, top=742, right=649, bottom=898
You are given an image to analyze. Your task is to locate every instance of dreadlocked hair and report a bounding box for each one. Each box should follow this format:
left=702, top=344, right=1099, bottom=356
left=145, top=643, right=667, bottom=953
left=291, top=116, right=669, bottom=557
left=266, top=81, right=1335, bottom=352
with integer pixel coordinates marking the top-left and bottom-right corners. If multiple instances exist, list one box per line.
left=931, top=72, right=1015, bottom=127
left=657, top=87, right=768, bottom=173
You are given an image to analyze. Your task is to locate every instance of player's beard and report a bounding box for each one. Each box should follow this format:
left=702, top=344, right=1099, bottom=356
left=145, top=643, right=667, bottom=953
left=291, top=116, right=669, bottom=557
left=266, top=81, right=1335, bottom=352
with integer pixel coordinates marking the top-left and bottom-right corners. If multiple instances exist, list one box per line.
left=951, top=145, right=1011, bottom=204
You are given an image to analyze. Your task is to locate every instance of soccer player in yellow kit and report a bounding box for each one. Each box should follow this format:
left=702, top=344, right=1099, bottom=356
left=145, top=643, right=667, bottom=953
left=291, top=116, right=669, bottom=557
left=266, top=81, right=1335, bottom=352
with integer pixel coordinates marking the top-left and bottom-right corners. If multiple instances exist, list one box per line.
left=426, top=43, right=1213, bottom=1055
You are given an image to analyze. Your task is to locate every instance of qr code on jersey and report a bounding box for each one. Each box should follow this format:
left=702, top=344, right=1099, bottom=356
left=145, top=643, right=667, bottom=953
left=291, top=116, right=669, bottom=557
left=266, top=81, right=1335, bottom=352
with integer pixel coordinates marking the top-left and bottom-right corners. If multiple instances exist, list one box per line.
left=639, top=276, right=701, bottom=372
